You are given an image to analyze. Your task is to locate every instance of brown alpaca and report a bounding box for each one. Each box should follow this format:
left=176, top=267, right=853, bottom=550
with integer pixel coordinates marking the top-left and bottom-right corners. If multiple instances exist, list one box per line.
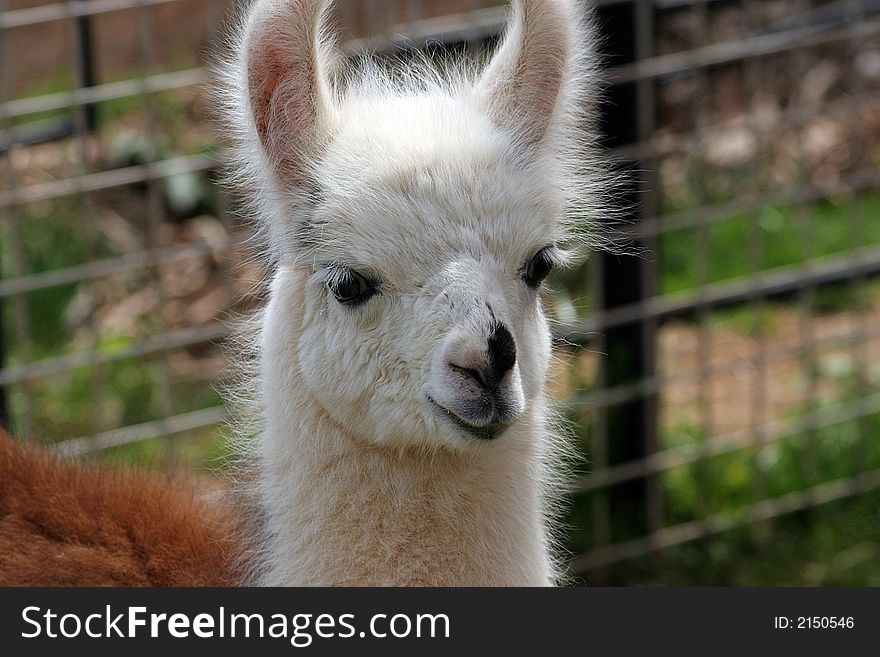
left=0, top=430, right=239, bottom=586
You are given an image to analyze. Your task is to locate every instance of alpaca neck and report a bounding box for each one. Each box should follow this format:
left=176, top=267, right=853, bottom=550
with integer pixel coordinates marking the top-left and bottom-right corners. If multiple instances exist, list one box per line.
left=257, top=406, right=552, bottom=586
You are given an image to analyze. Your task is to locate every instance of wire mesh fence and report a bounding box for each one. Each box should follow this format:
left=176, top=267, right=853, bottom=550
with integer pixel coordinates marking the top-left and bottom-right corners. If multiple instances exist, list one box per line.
left=1, top=0, right=879, bottom=585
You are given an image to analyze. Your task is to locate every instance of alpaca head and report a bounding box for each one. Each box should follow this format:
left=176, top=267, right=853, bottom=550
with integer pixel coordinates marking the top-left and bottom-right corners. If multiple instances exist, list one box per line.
left=234, top=0, right=596, bottom=450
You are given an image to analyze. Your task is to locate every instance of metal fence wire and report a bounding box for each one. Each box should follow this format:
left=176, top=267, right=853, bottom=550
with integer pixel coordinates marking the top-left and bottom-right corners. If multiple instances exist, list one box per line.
left=1, top=0, right=879, bottom=584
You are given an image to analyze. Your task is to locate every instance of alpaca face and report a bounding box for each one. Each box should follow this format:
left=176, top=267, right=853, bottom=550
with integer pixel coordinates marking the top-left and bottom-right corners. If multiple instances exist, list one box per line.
left=238, top=0, right=585, bottom=449
left=291, top=95, right=566, bottom=447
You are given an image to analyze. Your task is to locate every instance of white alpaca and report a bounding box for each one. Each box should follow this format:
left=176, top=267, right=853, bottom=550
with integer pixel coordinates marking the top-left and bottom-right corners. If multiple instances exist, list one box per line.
left=223, top=0, right=603, bottom=586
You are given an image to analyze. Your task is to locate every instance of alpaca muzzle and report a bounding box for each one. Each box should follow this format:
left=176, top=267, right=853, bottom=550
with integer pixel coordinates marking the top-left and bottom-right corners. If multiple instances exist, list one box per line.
left=427, top=322, right=526, bottom=440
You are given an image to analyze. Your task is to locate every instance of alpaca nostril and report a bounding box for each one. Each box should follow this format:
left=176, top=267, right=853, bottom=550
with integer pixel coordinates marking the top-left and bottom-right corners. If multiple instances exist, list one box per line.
left=487, top=322, right=516, bottom=384
left=447, top=323, right=517, bottom=392
left=448, top=363, right=489, bottom=389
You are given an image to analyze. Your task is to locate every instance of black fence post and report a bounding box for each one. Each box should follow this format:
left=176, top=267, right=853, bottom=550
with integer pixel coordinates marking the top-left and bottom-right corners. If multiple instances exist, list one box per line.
left=595, top=0, right=659, bottom=544
left=72, top=0, right=98, bottom=131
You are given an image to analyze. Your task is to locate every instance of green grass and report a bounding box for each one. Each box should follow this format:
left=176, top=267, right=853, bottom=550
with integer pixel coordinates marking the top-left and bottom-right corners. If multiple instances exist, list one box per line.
left=611, top=491, right=880, bottom=586
left=661, top=193, right=880, bottom=297
left=567, top=419, right=880, bottom=585
left=0, top=198, right=94, bottom=358
left=96, top=424, right=229, bottom=472
left=566, top=344, right=880, bottom=585
left=2, top=61, right=221, bottom=442
left=8, top=71, right=77, bottom=128
left=545, top=192, right=880, bottom=328
left=1, top=197, right=222, bottom=445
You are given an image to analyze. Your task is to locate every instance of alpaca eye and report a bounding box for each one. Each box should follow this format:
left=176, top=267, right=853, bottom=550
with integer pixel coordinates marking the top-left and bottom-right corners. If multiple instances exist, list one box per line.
left=523, top=247, right=555, bottom=288
left=329, top=269, right=376, bottom=306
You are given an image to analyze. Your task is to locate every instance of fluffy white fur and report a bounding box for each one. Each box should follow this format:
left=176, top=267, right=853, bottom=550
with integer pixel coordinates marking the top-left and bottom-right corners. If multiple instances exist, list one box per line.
left=219, top=0, right=605, bottom=586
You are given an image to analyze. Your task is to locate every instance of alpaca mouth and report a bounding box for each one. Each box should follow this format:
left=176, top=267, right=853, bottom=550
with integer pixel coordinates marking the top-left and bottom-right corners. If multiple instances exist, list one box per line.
left=425, top=395, right=508, bottom=440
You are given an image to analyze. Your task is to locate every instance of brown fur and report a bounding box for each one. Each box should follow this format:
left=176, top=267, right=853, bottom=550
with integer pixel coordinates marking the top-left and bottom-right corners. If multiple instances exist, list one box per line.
left=0, top=430, right=240, bottom=586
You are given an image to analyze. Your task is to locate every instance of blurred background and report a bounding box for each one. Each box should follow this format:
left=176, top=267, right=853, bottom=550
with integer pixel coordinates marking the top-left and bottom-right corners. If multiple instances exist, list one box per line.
left=1, top=0, right=879, bottom=586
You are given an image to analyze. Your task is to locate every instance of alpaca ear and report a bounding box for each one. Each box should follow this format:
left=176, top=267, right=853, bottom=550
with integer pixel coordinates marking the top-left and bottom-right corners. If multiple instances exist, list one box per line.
left=243, top=0, right=336, bottom=188
left=474, top=0, right=576, bottom=149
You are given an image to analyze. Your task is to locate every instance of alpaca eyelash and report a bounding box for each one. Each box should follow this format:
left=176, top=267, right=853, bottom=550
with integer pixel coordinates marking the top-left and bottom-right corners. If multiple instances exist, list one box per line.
left=542, top=246, right=567, bottom=269
left=521, top=245, right=563, bottom=287
left=312, top=265, right=364, bottom=285
left=320, top=265, right=382, bottom=307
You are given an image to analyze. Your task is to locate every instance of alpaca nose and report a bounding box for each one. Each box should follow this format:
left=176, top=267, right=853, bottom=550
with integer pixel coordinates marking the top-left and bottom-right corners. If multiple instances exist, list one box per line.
left=449, top=323, right=517, bottom=391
